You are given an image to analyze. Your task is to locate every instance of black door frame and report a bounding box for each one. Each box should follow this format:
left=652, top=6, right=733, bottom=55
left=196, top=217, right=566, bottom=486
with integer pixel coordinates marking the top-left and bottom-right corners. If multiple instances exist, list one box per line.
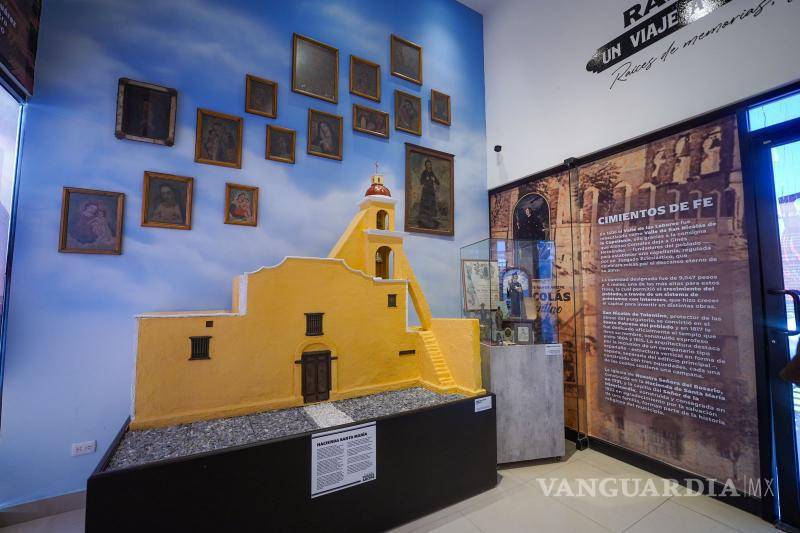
left=740, top=110, right=800, bottom=528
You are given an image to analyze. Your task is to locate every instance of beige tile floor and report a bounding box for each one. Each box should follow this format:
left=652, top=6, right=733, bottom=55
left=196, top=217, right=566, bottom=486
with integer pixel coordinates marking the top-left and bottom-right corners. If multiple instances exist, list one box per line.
left=0, top=446, right=779, bottom=533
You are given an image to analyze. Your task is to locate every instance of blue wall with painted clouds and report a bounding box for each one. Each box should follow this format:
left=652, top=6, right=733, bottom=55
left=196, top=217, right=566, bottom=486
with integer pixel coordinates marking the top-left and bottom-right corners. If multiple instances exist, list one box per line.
left=0, top=0, right=486, bottom=506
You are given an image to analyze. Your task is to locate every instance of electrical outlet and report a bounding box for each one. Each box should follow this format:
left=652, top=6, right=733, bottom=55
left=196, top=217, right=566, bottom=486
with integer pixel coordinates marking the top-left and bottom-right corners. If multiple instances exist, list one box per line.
left=71, top=440, right=97, bottom=457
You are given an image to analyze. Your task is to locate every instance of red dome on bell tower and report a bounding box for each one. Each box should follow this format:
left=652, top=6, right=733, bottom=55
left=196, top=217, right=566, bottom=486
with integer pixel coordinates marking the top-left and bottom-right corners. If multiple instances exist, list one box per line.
left=365, top=164, right=391, bottom=197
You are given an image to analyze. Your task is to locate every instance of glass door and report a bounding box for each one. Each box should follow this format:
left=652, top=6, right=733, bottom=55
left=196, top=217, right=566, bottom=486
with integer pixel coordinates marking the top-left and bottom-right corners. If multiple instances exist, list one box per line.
left=0, top=87, right=21, bottom=426
left=748, top=96, right=800, bottom=527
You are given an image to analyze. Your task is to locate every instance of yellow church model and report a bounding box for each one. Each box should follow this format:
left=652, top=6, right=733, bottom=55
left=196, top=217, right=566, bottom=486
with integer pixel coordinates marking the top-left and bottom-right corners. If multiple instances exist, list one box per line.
left=130, top=173, right=484, bottom=429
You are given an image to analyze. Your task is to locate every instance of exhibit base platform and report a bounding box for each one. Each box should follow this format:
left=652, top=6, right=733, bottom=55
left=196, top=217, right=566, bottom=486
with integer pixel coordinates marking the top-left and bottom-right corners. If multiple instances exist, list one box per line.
left=86, top=393, right=497, bottom=532
left=481, top=343, right=564, bottom=463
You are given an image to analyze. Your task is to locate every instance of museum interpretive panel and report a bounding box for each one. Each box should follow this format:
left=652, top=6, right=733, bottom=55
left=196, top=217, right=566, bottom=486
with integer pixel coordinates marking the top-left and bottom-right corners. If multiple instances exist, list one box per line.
left=578, top=116, right=759, bottom=492
left=489, top=114, right=760, bottom=494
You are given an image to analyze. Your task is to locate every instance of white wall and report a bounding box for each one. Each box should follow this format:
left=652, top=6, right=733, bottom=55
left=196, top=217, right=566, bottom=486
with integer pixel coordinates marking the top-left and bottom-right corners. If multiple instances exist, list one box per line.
left=482, top=0, right=800, bottom=188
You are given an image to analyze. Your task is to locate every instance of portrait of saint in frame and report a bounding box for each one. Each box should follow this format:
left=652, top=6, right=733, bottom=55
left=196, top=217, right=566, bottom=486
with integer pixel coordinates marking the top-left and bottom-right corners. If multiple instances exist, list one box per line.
left=307, top=109, right=343, bottom=161
left=142, top=172, right=193, bottom=230
left=431, top=89, right=451, bottom=126
left=225, top=183, right=258, bottom=227
left=390, top=34, right=422, bottom=85
left=349, top=55, right=380, bottom=102
left=245, top=74, right=277, bottom=118
left=115, top=78, right=177, bottom=146
left=59, top=188, right=125, bottom=255
left=404, top=143, right=455, bottom=236
left=195, top=108, right=243, bottom=169
left=292, top=33, right=339, bottom=104
left=395, top=90, right=422, bottom=136
left=266, top=125, right=296, bottom=164
left=353, top=104, right=389, bottom=139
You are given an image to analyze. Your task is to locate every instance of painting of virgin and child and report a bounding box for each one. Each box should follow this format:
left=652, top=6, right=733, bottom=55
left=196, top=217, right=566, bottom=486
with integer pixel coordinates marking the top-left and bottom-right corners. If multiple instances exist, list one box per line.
left=59, top=188, right=125, bottom=254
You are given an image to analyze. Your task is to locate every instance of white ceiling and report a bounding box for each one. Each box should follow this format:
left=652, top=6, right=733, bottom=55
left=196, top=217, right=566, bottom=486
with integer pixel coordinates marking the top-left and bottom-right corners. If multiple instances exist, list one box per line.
left=457, top=0, right=495, bottom=16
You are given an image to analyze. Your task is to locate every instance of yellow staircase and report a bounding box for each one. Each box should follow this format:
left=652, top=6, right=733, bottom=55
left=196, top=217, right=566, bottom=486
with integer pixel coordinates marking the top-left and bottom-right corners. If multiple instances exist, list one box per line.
left=418, top=330, right=456, bottom=389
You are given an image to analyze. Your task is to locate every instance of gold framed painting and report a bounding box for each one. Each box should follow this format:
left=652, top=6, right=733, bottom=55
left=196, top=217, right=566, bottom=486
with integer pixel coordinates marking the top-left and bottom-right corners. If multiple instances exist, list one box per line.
left=395, top=90, right=421, bottom=136
left=142, top=171, right=194, bottom=230
left=349, top=55, right=380, bottom=102
left=225, top=183, right=258, bottom=227
left=115, top=78, right=177, bottom=146
left=292, top=33, right=339, bottom=103
left=266, top=125, right=296, bottom=164
left=307, top=109, right=343, bottom=161
left=353, top=104, right=389, bottom=138
left=431, top=89, right=451, bottom=126
left=194, top=108, right=243, bottom=169
left=245, top=74, right=277, bottom=118
left=390, top=34, right=422, bottom=85
left=404, top=143, right=454, bottom=236
left=59, top=187, right=125, bottom=254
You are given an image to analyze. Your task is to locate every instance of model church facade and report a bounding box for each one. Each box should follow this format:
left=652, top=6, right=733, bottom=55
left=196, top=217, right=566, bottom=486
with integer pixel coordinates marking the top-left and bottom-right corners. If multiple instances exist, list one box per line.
left=131, top=174, right=484, bottom=429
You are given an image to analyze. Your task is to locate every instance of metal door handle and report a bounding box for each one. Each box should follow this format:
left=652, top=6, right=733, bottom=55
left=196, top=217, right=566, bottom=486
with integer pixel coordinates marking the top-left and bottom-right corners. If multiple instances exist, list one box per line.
left=768, top=289, right=800, bottom=336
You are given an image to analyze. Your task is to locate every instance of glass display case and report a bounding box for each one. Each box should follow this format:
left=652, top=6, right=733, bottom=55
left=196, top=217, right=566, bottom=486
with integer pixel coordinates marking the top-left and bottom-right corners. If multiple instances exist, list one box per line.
left=460, top=238, right=558, bottom=346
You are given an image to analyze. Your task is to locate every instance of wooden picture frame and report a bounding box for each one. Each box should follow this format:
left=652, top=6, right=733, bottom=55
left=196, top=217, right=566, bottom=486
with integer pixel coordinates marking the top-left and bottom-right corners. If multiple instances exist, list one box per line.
left=404, top=143, right=455, bottom=237
left=292, top=33, right=339, bottom=104
left=266, top=125, right=296, bottom=164
left=395, top=90, right=422, bottom=136
left=352, top=104, right=389, bottom=139
left=194, top=108, right=243, bottom=169
left=430, top=89, right=451, bottom=126
left=142, top=171, right=194, bottom=230
left=349, top=55, right=380, bottom=102
left=245, top=74, right=278, bottom=118
left=390, top=34, right=422, bottom=85
left=59, top=187, right=125, bottom=255
left=225, top=183, right=259, bottom=227
left=307, top=109, right=343, bottom=161
left=115, top=78, right=177, bottom=146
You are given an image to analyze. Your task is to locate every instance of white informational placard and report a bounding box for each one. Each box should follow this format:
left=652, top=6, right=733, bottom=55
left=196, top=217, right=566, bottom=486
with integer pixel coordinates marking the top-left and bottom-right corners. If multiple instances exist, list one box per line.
left=474, top=396, right=492, bottom=413
left=311, top=422, right=376, bottom=498
left=545, top=344, right=563, bottom=357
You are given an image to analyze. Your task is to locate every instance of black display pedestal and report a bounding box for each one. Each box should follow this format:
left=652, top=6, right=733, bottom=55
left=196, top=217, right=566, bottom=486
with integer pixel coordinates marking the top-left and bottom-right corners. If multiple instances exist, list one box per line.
left=86, top=393, right=497, bottom=532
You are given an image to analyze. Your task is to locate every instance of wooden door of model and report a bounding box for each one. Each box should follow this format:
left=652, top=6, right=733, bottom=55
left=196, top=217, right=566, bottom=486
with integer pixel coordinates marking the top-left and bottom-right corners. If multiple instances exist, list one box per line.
left=301, top=350, right=331, bottom=403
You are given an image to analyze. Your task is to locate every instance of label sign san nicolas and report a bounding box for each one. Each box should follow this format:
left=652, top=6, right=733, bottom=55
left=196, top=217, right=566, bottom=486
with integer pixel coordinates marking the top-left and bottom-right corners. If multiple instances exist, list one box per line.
left=586, top=0, right=731, bottom=74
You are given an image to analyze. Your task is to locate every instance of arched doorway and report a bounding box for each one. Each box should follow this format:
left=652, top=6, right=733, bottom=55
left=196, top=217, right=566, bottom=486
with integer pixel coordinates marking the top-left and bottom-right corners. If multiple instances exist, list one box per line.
left=301, top=350, right=331, bottom=403
left=375, top=246, right=393, bottom=279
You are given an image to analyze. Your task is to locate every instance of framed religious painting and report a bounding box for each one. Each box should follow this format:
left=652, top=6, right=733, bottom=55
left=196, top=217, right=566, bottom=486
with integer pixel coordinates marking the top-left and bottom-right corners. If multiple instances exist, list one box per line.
left=194, top=108, right=243, bottom=169
left=266, top=125, right=296, bottom=164
left=225, top=183, right=258, bottom=227
left=404, top=143, right=454, bottom=236
left=349, top=55, right=380, bottom=102
left=292, top=33, right=338, bottom=103
left=245, top=74, right=277, bottom=118
left=307, top=109, right=343, bottom=161
left=142, top=171, right=193, bottom=230
left=395, top=90, right=421, bottom=136
left=390, top=34, right=422, bottom=85
left=353, top=104, right=389, bottom=139
left=115, top=78, right=177, bottom=146
left=430, top=89, right=451, bottom=126
left=59, top=188, right=125, bottom=255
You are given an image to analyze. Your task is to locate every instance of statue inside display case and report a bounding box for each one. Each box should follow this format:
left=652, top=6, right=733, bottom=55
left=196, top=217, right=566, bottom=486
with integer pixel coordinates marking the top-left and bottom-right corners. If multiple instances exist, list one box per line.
left=460, top=238, right=559, bottom=346
left=129, top=172, right=484, bottom=430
